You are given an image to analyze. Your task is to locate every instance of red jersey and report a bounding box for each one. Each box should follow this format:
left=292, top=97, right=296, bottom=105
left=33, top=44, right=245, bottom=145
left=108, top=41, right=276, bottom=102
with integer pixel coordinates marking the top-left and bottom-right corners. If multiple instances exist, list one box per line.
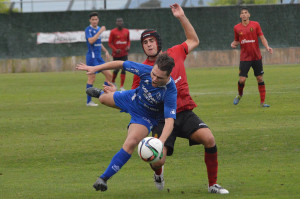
left=108, top=28, right=130, bottom=58
left=132, top=42, right=197, bottom=113
left=234, top=21, right=263, bottom=61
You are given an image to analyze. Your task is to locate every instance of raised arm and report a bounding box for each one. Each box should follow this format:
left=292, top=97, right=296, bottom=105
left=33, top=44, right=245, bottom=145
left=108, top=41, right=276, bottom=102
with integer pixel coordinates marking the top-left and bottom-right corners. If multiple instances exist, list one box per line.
left=88, top=26, right=106, bottom=44
left=170, top=3, right=199, bottom=53
left=76, top=61, right=124, bottom=74
left=259, top=35, right=273, bottom=54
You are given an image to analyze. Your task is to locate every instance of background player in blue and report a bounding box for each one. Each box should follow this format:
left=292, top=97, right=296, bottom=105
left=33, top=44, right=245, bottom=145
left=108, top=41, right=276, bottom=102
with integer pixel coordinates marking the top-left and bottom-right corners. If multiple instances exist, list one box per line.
left=85, top=12, right=112, bottom=106
left=76, top=53, right=177, bottom=192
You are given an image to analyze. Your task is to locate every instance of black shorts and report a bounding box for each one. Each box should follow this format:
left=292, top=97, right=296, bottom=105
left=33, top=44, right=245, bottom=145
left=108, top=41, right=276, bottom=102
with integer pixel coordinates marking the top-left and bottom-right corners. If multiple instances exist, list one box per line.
left=113, top=56, right=128, bottom=73
left=239, top=59, right=264, bottom=77
left=152, top=110, right=209, bottom=156
left=113, top=55, right=128, bottom=61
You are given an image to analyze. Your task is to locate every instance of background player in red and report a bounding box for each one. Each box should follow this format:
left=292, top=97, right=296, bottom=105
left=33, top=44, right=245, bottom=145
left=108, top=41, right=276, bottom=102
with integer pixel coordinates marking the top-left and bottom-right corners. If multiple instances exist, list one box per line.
left=132, top=3, right=229, bottom=194
left=231, top=7, right=273, bottom=107
left=108, top=18, right=130, bottom=91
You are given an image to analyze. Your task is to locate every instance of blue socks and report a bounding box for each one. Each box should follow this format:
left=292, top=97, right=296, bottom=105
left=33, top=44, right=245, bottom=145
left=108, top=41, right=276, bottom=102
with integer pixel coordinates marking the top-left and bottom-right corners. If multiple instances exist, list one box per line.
left=86, top=84, right=93, bottom=103
left=100, top=148, right=131, bottom=180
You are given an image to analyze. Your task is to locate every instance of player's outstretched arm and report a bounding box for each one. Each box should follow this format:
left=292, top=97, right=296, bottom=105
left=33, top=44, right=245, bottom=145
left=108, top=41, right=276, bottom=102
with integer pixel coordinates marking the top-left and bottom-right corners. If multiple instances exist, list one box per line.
left=76, top=61, right=124, bottom=74
left=170, top=3, right=199, bottom=53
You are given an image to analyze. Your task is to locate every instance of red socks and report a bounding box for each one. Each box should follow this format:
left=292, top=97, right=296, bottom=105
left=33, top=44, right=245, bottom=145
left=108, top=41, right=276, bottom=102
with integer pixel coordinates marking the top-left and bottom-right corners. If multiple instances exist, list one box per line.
left=120, top=74, right=126, bottom=87
left=205, top=145, right=218, bottom=186
left=238, top=81, right=245, bottom=96
left=258, top=82, right=266, bottom=104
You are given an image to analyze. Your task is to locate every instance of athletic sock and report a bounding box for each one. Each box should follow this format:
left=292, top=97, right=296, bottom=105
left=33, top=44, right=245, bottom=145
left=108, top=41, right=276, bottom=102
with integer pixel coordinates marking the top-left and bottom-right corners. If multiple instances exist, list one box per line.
left=238, top=81, right=245, bottom=96
left=112, top=73, right=117, bottom=83
left=150, top=164, right=163, bottom=175
left=205, top=145, right=218, bottom=186
left=100, top=148, right=131, bottom=180
left=86, top=84, right=93, bottom=103
left=120, top=74, right=126, bottom=87
left=258, top=82, right=266, bottom=104
left=104, top=81, right=109, bottom=86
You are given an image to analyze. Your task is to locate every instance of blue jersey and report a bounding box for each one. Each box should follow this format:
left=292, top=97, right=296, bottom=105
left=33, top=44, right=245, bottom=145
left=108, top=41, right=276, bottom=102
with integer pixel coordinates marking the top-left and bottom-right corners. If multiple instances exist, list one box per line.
left=85, top=25, right=102, bottom=59
left=114, top=61, right=177, bottom=132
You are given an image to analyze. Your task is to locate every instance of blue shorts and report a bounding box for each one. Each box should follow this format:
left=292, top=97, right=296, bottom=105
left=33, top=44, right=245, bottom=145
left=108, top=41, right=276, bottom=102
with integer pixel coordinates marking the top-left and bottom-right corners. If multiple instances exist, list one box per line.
left=113, top=90, right=157, bottom=133
left=86, top=56, right=105, bottom=74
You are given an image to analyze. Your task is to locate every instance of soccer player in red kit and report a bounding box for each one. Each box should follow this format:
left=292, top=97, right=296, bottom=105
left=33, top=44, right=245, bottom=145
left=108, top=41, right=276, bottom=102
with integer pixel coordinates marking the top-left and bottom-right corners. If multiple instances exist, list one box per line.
left=132, top=3, right=229, bottom=194
left=231, top=7, right=273, bottom=107
left=108, top=18, right=130, bottom=91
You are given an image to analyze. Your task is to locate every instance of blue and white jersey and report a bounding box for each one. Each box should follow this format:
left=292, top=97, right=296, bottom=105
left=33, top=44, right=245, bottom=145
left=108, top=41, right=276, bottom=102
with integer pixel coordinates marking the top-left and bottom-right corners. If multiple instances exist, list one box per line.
left=85, top=25, right=102, bottom=58
left=123, top=61, right=177, bottom=121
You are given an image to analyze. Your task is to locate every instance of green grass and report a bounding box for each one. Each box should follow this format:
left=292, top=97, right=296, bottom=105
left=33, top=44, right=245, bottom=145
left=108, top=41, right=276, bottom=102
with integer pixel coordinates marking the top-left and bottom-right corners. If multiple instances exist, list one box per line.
left=0, top=64, right=299, bottom=199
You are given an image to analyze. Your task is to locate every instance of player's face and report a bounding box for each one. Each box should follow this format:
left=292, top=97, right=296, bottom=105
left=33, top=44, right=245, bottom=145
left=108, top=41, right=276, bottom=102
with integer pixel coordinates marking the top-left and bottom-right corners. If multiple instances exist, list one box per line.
left=89, top=16, right=99, bottom=28
left=240, top=10, right=250, bottom=21
left=151, top=65, right=170, bottom=87
left=142, top=36, right=158, bottom=57
left=116, top=19, right=123, bottom=28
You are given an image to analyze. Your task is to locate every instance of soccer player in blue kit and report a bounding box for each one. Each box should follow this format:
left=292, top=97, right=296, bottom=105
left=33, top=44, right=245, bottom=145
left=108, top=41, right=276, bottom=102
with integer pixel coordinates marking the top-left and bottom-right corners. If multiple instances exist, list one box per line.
left=85, top=12, right=112, bottom=106
left=76, top=53, right=177, bottom=192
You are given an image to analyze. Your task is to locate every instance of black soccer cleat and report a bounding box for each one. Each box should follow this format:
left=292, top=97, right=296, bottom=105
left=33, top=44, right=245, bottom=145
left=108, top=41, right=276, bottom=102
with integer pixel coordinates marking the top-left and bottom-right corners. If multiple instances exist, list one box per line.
left=86, top=87, right=102, bottom=98
left=93, top=177, right=108, bottom=192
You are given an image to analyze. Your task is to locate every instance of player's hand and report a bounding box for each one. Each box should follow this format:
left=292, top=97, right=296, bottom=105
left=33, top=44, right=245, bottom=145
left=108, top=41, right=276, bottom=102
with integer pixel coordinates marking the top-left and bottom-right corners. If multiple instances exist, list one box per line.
left=231, top=41, right=238, bottom=48
left=76, top=63, right=95, bottom=74
left=103, top=81, right=117, bottom=93
left=116, top=49, right=121, bottom=54
left=267, top=46, right=273, bottom=54
left=170, top=3, right=184, bottom=18
left=105, top=51, right=110, bottom=61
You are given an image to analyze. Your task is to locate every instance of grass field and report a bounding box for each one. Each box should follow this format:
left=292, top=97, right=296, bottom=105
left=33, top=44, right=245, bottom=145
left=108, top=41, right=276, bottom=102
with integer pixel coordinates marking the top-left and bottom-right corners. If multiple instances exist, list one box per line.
left=0, top=64, right=299, bottom=199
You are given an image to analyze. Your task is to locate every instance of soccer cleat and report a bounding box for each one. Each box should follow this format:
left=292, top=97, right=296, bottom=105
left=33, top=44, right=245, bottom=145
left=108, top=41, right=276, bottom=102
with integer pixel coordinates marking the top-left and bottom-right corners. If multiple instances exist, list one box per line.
left=153, top=173, right=165, bottom=191
left=120, top=87, right=126, bottom=91
left=261, top=103, right=270, bottom=108
left=86, top=87, right=102, bottom=98
left=93, top=177, right=108, bottom=192
left=86, top=101, right=98, bottom=107
left=208, top=184, right=229, bottom=194
left=233, top=95, right=242, bottom=105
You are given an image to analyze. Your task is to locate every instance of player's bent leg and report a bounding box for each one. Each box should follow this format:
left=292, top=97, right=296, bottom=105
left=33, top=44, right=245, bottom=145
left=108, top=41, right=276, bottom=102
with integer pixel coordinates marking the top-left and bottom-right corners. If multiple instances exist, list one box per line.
left=99, top=92, right=117, bottom=108
left=122, top=123, right=149, bottom=154
left=189, top=128, right=215, bottom=148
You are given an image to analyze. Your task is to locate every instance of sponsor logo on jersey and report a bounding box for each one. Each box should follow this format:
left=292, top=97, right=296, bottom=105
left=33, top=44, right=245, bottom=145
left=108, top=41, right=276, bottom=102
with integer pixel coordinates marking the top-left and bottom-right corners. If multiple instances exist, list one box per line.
left=174, top=76, right=182, bottom=84
left=241, top=39, right=255, bottom=44
left=239, top=31, right=243, bottom=35
left=170, top=109, right=176, bottom=115
left=250, top=27, right=253, bottom=32
left=116, top=41, right=127, bottom=45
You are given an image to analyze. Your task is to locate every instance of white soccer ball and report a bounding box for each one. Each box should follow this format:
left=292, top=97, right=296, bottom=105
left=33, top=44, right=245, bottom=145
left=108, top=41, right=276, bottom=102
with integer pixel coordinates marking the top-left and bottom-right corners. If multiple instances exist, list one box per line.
left=137, top=137, right=163, bottom=163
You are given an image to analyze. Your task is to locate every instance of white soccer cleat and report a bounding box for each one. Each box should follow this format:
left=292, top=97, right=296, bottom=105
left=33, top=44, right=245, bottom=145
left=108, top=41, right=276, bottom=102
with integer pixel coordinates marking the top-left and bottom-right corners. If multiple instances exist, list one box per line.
left=120, top=87, right=126, bottom=91
left=153, top=173, right=165, bottom=191
left=208, top=184, right=229, bottom=194
left=86, top=101, right=98, bottom=107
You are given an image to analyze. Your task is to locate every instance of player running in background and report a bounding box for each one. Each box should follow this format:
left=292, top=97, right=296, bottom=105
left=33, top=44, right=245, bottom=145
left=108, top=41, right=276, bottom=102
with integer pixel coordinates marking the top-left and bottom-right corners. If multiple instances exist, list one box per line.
left=132, top=3, right=229, bottom=194
left=85, top=12, right=112, bottom=106
left=108, top=17, right=130, bottom=91
left=76, top=53, right=177, bottom=192
left=231, top=7, right=273, bottom=107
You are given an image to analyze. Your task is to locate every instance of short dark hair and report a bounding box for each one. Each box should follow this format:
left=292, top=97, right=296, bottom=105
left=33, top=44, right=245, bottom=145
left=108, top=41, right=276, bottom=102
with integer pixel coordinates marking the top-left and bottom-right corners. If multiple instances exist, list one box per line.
left=240, top=7, right=249, bottom=14
left=89, top=12, right=98, bottom=19
left=154, top=53, right=175, bottom=76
